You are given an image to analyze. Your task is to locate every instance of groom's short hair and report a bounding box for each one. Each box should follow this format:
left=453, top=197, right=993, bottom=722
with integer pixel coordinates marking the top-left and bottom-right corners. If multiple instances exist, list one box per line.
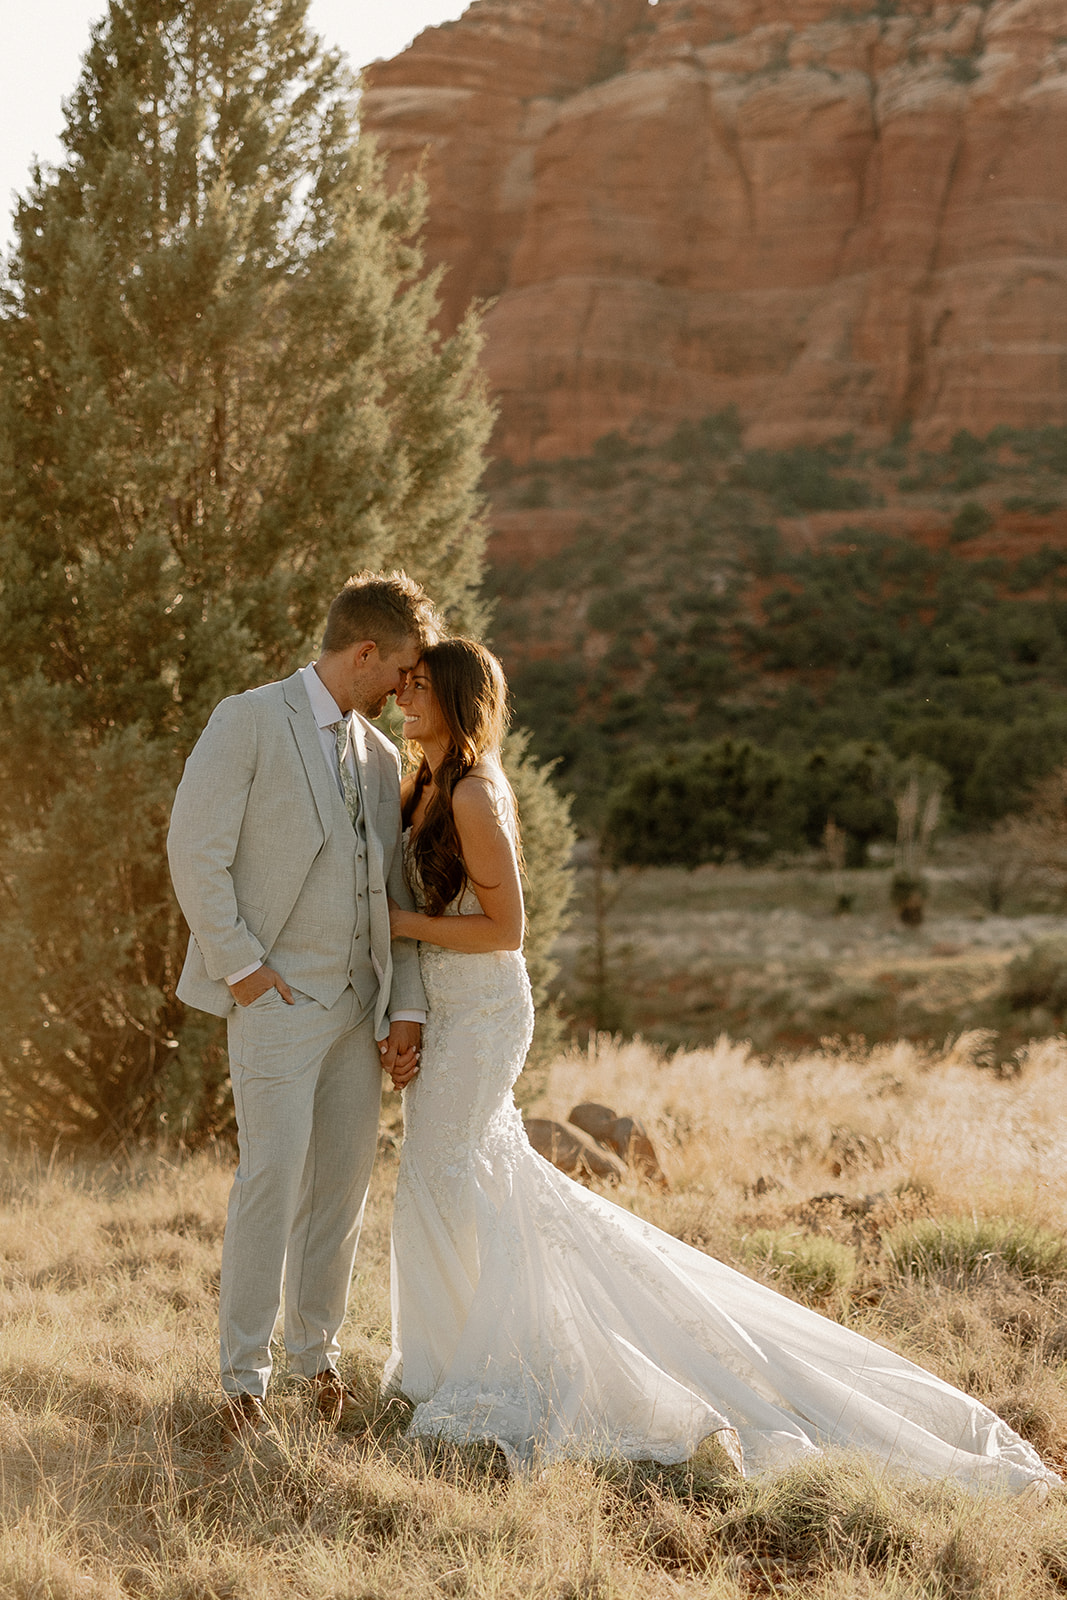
left=321, top=571, right=440, bottom=656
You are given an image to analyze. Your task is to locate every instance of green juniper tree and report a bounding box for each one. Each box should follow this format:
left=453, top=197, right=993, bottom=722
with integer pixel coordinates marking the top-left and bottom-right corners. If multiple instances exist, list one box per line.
left=504, top=732, right=575, bottom=1094
left=0, top=0, right=498, bottom=1142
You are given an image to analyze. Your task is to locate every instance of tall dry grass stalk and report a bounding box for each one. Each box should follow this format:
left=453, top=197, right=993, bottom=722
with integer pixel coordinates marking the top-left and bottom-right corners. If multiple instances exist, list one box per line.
left=544, top=1031, right=1067, bottom=1226
left=3, top=1032, right=1067, bottom=1596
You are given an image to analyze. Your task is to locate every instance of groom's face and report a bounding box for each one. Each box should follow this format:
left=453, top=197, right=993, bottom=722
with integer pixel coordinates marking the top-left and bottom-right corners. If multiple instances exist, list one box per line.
left=351, top=635, right=420, bottom=719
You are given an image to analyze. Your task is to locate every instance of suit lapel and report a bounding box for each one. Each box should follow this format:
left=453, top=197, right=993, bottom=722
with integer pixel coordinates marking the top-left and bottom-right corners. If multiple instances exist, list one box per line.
left=283, top=670, right=336, bottom=839
left=350, top=713, right=381, bottom=832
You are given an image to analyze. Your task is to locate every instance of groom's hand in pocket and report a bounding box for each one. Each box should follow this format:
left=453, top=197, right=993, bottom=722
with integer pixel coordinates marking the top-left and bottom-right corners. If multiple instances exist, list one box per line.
left=380, top=1020, right=421, bottom=1090
left=228, top=966, right=295, bottom=1007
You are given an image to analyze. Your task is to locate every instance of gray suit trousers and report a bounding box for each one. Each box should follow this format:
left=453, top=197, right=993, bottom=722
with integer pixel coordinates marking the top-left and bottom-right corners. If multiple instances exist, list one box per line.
left=219, top=985, right=382, bottom=1395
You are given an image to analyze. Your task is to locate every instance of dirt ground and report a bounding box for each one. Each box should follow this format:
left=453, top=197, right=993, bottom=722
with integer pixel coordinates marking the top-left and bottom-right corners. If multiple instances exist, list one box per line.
left=555, top=853, right=1067, bottom=1051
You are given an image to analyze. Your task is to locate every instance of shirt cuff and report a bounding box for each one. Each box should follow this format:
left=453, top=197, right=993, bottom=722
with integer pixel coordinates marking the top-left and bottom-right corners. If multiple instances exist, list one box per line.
left=389, top=1010, right=427, bottom=1025
left=226, top=960, right=263, bottom=986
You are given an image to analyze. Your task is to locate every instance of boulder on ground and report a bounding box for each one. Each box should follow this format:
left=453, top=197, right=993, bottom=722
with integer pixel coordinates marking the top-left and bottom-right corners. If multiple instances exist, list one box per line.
left=523, top=1118, right=627, bottom=1183
left=569, top=1103, right=669, bottom=1189
left=567, top=1102, right=618, bottom=1146
left=610, top=1115, right=669, bottom=1190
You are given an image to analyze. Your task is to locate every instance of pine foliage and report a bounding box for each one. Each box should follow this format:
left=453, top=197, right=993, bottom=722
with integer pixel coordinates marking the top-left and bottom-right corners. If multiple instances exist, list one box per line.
left=503, top=733, right=575, bottom=1094
left=0, top=0, right=494, bottom=1142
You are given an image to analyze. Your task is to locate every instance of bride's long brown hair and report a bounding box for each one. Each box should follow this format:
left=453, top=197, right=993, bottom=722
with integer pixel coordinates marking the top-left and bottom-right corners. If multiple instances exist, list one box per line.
left=402, top=638, right=521, bottom=915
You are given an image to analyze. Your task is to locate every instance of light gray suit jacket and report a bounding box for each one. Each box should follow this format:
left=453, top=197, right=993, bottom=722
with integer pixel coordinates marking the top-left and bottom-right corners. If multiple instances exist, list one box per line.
left=167, top=669, right=424, bottom=1035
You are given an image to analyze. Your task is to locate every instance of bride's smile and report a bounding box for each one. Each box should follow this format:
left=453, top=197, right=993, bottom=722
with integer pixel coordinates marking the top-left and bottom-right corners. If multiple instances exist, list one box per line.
left=396, top=664, right=448, bottom=764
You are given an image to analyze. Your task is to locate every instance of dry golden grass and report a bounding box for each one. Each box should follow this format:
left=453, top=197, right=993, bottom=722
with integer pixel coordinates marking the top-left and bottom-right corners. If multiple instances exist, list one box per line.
left=4, top=1033, right=1067, bottom=1598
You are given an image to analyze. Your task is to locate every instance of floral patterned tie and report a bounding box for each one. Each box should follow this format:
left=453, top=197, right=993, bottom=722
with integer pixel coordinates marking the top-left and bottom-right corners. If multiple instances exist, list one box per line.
left=333, top=719, right=362, bottom=829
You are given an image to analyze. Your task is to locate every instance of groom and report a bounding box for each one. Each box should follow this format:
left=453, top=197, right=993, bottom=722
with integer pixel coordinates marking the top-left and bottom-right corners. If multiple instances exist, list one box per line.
left=168, top=571, right=438, bottom=1437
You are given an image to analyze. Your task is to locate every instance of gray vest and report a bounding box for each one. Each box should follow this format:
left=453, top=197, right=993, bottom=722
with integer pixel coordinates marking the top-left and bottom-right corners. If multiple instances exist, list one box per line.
left=269, top=757, right=376, bottom=1011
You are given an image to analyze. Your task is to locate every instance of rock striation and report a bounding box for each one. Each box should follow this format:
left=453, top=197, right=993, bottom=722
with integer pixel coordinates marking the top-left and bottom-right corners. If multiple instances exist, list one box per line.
left=363, top=0, right=1067, bottom=459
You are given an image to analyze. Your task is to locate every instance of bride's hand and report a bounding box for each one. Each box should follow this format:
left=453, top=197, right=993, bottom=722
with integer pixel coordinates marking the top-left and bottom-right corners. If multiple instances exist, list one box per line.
left=390, top=905, right=419, bottom=940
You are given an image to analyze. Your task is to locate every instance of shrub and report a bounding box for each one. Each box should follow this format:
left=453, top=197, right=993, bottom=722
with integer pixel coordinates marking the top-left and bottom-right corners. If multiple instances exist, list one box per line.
left=603, top=740, right=804, bottom=867
left=664, top=408, right=743, bottom=465
left=733, top=446, right=874, bottom=515
left=945, top=53, right=981, bottom=83
left=793, top=742, right=901, bottom=863
left=995, top=424, right=1067, bottom=475
left=515, top=476, right=551, bottom=508
left=884, top=1215, right=1067, bottom=1285
left=950, top=502, right=994, bottom=541
left=738, top=1229, right=858, bottom=1308
left=1004, top=938, right=1067, bottom=1015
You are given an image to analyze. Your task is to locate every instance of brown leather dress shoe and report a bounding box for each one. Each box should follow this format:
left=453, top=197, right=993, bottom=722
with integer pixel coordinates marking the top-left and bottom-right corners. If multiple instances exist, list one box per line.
left=222, top=1392, right=269, bottom=1440
left=309, top=1370, right=361, bottom=1428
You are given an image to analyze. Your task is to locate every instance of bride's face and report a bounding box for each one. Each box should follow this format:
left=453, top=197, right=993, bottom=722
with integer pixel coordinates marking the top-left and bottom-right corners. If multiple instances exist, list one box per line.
left=396, top=662, right=448, bottom=750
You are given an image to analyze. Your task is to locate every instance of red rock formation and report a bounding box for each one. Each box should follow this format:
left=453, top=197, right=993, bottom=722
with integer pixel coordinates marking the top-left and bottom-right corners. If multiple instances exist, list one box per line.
left=362, top=0, right=1067, bottom=459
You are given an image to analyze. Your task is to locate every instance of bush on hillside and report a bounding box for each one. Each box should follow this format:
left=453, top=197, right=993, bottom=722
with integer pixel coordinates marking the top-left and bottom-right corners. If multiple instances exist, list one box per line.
left=732, top=445, right=875, bottom=514
left=603, top=741, right=802, bottom=867
left=602, top=739, right=937, bottom=869
left=1004, top=939, right=1067, bottom=1016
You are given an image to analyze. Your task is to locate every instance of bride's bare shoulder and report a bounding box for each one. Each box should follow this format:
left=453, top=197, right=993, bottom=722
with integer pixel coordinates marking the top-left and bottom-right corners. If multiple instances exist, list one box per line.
left=453, top=759, right=516, bottom=833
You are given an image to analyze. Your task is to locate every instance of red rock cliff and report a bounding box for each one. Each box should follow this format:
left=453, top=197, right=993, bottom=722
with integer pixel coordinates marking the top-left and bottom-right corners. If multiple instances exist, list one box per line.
left=362, top=0, right=1067, bottom=459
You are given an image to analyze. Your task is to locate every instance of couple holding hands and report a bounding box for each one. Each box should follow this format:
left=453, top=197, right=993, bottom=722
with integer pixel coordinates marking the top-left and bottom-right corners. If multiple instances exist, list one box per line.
left=168, top=571, right=1058, bottom=1493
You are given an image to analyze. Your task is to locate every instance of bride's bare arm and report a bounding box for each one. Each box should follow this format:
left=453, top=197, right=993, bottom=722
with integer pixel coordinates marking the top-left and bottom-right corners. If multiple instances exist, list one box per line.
left=389, top=776, right=525, bottom=953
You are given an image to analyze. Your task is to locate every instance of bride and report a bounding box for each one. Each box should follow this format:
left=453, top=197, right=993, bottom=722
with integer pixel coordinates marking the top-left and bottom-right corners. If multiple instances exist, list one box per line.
left=385, top=637, right=1059, bottom=1493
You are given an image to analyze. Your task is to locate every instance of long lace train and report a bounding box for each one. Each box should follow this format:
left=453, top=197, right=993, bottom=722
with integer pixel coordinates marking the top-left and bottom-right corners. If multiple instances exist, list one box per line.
left=384, top=897, right=1059, bottom=1493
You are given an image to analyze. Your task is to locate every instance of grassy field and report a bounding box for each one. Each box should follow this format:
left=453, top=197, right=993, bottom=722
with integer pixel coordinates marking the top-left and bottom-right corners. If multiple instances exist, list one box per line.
left=4, top=1033, right=1067, bottom=1597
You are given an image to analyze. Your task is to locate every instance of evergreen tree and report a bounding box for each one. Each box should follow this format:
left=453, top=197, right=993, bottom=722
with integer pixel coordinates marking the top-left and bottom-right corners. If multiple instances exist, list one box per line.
left=503, top=733, right=575, bottom=1099
left=0, top=0, right=494, bottom=1142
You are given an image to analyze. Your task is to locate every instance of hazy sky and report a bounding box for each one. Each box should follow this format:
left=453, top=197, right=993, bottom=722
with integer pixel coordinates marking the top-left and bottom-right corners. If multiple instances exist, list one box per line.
left=0, top=0, right=471, bottom=248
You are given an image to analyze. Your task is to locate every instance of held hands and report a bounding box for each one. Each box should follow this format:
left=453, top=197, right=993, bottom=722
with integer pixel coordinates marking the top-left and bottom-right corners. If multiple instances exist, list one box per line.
left=379, top=1019, right=422, bottom=1091
left=383, top=898, right=421, bottom=1085
left=228, top=965, right=294, bottom=1006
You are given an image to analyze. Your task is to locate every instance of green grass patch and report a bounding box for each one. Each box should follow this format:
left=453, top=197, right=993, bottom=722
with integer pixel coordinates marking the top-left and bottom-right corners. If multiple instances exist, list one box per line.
left=737, top=1229, right=858, bottom=1307
left=884, top=1215, right=1067, bottom=1286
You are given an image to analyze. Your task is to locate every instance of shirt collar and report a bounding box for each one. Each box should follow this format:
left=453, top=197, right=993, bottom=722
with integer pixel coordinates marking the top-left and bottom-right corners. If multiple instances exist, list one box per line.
left=300, top=662, right=346, bottom=731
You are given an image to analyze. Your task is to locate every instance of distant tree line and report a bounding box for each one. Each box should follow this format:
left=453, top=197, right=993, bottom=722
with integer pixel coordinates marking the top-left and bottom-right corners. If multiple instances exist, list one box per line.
left=601, top=739, right=944, bottom=869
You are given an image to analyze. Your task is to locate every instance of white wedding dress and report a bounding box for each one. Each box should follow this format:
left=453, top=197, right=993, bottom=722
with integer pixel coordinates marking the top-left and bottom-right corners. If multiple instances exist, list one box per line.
left=384, top=841, right=1059, bottom=1494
